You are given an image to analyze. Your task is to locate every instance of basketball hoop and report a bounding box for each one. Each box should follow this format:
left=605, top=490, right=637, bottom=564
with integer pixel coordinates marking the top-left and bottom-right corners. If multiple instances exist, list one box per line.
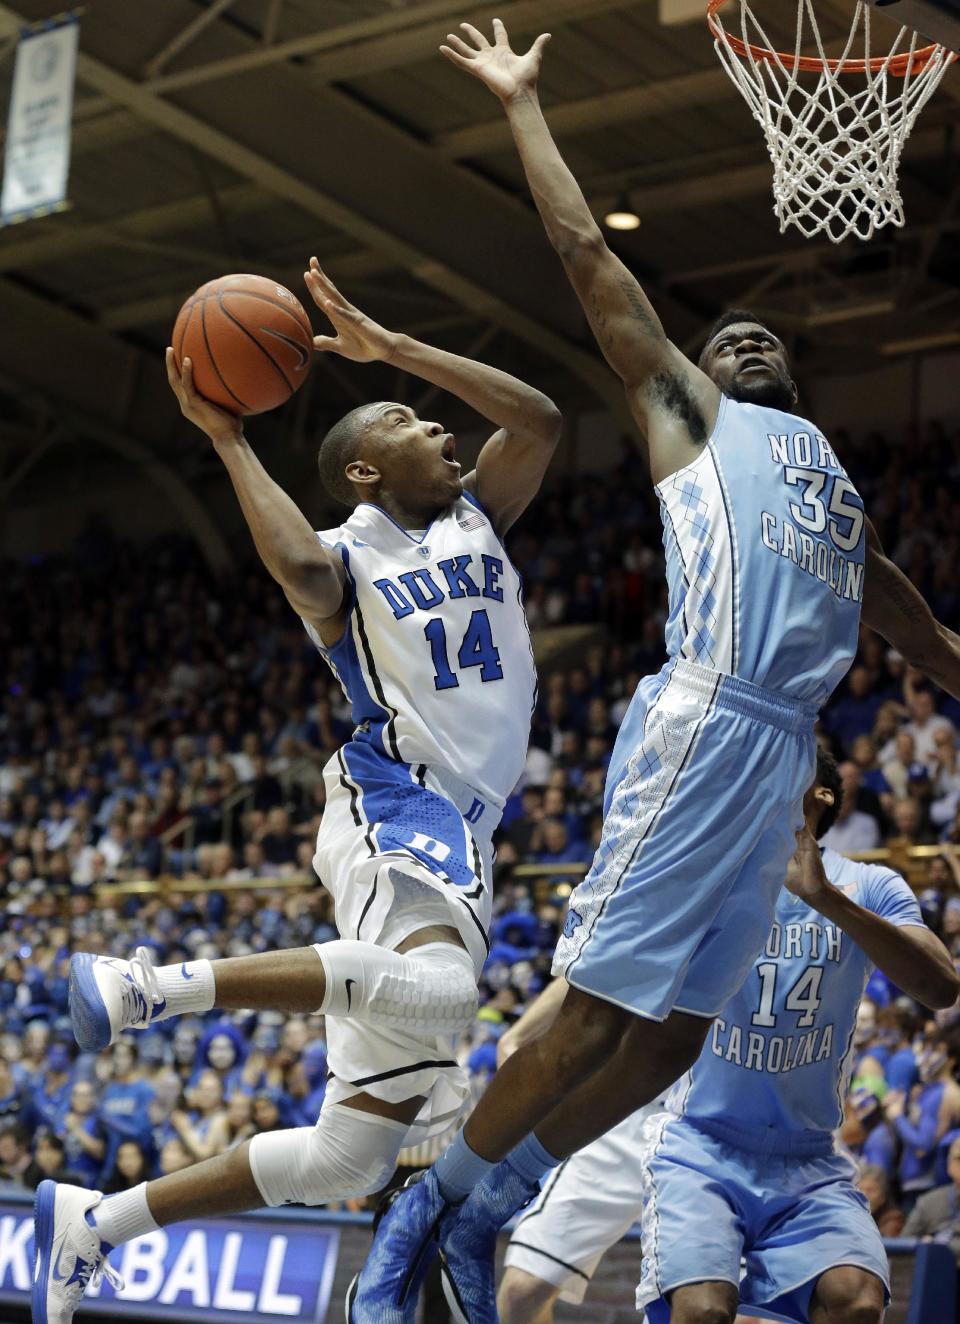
left=706, top=0, right=956, bottom=242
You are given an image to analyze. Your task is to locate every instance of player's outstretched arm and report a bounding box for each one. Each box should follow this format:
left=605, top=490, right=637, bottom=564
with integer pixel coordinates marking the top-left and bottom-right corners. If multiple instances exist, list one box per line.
left=166, top=350, right=346, bottom=641
left=862, top=517, right=960, bottom=701
left=788, top=828, right=960, bottom=1008
left=441, top=20, right=719, bottom=482
left=305, top=259, right=561, bottom=536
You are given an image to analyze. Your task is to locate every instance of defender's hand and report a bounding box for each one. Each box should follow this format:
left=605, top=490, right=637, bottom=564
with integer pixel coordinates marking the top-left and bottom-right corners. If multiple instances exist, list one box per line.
left=784, top=826, right=831, bottom=903
left=166, top=348, right=243, bottom=445
left=440, top=19, right=550, bottom=104
left=305, top=257, right=397, bottom=363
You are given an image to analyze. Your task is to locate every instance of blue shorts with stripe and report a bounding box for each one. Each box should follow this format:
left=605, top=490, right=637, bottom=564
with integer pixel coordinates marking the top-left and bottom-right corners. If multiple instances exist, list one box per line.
left=553, top=658, right=816, bottom=1021
left=637, top=1115, right=889, bottom=1322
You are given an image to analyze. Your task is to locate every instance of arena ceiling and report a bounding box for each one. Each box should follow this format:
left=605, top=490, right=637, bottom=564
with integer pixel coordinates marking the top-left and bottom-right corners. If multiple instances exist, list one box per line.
left=0, top=0, right=958, bottom=536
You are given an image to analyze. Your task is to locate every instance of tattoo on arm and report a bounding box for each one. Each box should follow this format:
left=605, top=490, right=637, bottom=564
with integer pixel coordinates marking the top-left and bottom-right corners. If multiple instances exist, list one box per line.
left=614, top=276, right=662, bottom=339
left=885, top=572, right=928, bottom=626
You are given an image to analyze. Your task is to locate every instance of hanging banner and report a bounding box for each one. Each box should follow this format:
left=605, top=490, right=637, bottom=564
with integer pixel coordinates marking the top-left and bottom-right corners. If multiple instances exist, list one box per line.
left=1, top=10, right=80, bottom=226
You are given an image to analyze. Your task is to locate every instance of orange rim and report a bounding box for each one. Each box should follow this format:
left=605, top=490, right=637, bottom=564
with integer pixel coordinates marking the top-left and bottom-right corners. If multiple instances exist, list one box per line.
left=706, top=0, right=953, bottom=75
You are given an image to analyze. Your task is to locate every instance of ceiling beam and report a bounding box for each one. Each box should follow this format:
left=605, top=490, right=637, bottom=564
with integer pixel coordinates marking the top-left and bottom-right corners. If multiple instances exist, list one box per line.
left=435, top=69, right=731, bottom=159
left=623, top=122, right=952, bottom=217
left=0, top=4, right=632, bottom=426
left=0, top=184, right=264, bottom=273
left=143, top=0, right=237, bottom=79
left=0, top=287, right=233, bottom=571
left=147, top=0, right=633, bottom=95
left=98, top=250, right=394, bottom=331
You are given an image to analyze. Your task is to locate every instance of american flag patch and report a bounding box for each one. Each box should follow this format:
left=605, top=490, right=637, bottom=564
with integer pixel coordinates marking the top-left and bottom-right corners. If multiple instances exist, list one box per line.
left=458, top=513, right=486, bottom=532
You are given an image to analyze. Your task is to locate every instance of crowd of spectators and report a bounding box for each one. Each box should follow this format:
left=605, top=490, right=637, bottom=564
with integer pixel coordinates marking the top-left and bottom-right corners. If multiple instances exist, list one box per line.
left=2, top=420, right=960, bottom=1226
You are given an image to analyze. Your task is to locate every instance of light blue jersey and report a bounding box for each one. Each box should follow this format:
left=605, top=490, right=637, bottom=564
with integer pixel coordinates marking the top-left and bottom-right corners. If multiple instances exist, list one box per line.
left=666, top=849, right=922, bottom=1152
left=658, top=397, right=865, bottom=707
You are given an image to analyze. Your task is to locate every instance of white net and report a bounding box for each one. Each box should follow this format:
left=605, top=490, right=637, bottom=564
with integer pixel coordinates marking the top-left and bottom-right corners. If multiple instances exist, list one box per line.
left=708, top=0, right=955, bottom=242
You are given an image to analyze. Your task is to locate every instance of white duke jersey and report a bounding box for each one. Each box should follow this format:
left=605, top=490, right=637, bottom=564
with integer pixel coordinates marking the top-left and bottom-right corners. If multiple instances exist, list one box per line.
left=666, top=849, right=922, bottom=1153
left=303, top=494, right=536, bottom=810
left=658, top=396, right=866, bottom=708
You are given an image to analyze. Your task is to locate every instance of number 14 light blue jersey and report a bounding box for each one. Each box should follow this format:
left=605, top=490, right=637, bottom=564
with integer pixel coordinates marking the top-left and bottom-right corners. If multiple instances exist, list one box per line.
left=665, top=849, right=923, bottom=1153
left=303, top=493, right=536, bottom=811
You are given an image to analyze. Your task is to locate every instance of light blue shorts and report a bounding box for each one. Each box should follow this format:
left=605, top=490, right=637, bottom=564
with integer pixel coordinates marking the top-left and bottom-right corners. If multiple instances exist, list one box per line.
left=553, top=658, right=816, bottom=1020
left=637, top=1117, right=890, bottom=1323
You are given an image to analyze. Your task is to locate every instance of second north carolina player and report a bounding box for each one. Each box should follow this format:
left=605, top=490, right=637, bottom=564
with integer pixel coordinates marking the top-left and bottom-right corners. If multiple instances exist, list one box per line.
left=499, top=749, right=959, bottom=1324
left=31, top=261, right=560, bottom=1324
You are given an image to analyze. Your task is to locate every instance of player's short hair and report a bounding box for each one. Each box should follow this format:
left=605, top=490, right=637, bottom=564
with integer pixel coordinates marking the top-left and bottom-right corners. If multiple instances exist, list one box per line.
left=814, top=746, right=843, bottom=839
left=698, top=308, right=771, bottom=365
left=317, top=403, right=385, bottom=507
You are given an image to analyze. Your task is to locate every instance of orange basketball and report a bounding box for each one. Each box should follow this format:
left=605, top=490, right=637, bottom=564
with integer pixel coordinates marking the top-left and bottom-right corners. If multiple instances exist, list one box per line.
left=172, top=273, right=313, bottom=416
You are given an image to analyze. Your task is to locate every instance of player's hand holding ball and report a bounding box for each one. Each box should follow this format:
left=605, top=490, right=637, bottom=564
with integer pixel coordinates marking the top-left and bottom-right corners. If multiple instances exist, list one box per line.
left=440, top=18, right=551, bottom=103
left=304, top=257, right=398, bottom=363
left=166, top=348, right=244, bottom=447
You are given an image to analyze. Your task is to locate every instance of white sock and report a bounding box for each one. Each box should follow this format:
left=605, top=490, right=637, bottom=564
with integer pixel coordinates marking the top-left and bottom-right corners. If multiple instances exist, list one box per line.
left=153, top=959, right=216, bottom=1018
left=89, top=1182, right=159, bottom=1247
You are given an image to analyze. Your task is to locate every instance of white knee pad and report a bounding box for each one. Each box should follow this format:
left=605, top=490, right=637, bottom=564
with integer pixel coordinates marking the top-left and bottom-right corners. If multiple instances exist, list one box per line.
left=314, top=939, right=478, bottom=1034
left=249, top=1105, right=405, bottom=1207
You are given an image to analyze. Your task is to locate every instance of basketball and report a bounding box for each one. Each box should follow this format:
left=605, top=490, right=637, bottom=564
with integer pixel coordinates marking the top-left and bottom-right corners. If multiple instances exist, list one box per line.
left=171, top=273, right=314, bottom=415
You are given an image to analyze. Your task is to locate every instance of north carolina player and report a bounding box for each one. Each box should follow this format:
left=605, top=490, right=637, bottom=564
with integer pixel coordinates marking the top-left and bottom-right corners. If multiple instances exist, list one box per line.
left=355, top=21, right=960, bottom=1323
left=32, top=262, right=559, bottom=1324
left=498, top=749, right=960, bottom=1324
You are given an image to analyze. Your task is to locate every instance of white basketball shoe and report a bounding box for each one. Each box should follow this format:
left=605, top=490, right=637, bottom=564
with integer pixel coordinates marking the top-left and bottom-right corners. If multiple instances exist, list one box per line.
left=68, top=946, right=166, bottom=1051
left=33, top=1182, right=123, bottom=1324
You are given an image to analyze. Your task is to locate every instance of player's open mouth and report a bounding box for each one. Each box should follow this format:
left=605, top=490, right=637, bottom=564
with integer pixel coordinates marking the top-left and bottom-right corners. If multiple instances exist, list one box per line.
left=441, top=436, right=459, bottom=466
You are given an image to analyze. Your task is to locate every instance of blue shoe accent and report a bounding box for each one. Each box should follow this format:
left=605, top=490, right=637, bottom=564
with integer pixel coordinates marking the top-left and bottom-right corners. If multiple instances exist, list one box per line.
left=439, top=1162, right=538, bottom=1324
left=349, top=1170, right=454, bottom=1323
left=33, top=1179, right=56, bottom=1324
left=69, top=954, right=112, bottom=1052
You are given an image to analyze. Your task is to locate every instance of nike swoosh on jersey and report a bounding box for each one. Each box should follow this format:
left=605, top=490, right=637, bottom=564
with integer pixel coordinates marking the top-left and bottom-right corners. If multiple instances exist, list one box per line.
left=345, top=978, right=356, bottom=1013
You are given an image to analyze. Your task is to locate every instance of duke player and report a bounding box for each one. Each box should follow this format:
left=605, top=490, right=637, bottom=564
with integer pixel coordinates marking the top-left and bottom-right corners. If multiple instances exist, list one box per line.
left=499, top=750, right=959, bottom=1324
left=354, top=21, right=960, bottom=1323
left=31, top=262, right=559, bottom=1324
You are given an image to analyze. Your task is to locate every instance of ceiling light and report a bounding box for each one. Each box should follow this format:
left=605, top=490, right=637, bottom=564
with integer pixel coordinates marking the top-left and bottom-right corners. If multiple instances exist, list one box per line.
left=604, top=196, right=640, bottom=231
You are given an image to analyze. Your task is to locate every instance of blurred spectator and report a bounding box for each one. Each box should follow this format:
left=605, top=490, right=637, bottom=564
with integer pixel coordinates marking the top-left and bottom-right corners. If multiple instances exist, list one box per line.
left=170, top=1070, right=229, bottom=1162
left=0, top=1123, right=32, bottom=1185
left=858, top=1164, right=906, bottom=1237
left=0, top=1056, right=25, bottom=1125
left=100, top=1041, right=155, bottom=1177
left=903, top=1136, right=960, bottom=1260
left=24, top=1133, right=80, bottom=1189
left=60, top=1080, right=106, bottom=1187
left=905, top=683, right=956, bottom=765
left=29, top=1042, right=74, bottom=1132
left=882, top=731, right=917, bottom=801
left=888, top=1032, right=960, bottom=1201
left=159, top=1136, right=194, bottom=1176
left=888, top=797, right=936, bottom=848
left=102, top=1140, right=151, bottom=1194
